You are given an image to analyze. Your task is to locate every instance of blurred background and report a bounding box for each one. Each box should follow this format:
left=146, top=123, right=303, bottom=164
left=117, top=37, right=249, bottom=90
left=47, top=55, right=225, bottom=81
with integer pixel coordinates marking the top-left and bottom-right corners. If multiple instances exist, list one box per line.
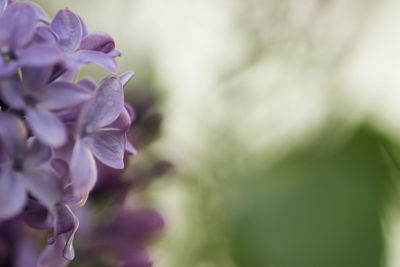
left=35, top=0, right=400, bottom=266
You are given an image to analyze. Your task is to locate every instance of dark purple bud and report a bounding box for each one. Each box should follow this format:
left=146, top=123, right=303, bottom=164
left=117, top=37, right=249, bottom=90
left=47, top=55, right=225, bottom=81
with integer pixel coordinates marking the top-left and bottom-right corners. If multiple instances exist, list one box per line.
left=79, top=32, right=115, bottom=53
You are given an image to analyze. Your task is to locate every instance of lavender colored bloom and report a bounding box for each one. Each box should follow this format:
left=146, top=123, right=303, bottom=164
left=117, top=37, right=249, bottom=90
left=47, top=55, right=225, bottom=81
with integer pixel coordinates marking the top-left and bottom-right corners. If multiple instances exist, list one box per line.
left=0, top=0, right=7, bottom=14
left=0, top=70, right=91, bottom=147
left=0, top=2, right=62, bottom=78
left=69, top=76, right=128, bottom=195
left=0, top=1, right=161, bottom=266
left=49, top=8, right=118, bottom=74
left=0, top=113, right=61, bottom=219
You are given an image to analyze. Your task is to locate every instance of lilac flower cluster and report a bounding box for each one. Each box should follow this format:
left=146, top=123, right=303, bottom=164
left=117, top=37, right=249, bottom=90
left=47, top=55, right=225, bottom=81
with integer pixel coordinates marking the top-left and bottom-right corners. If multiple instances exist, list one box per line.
left=0, top=0, right=138, bottom=265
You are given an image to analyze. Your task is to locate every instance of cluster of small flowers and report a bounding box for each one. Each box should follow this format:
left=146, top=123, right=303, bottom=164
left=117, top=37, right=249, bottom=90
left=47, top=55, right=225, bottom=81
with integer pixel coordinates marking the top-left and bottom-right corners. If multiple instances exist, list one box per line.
left=0, top=0, right=137, bottom=265
left=70, top=89, right=172, bottom=267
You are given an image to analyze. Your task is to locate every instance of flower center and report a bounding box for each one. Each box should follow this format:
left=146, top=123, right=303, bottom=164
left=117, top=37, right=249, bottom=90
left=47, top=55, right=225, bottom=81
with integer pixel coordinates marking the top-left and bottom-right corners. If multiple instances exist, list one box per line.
left=1, top=51, right=16, bottom=63
left=23, top=95, right=37, bottom=107
left=12, top=158, right=24, bottom=172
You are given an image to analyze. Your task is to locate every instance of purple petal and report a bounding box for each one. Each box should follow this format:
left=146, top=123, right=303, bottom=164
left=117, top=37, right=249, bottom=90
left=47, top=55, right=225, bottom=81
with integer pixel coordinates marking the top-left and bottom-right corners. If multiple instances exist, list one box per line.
left=0, top=0, right=7, bottom=15
left=51, top=159, right=69, bottom=180
left=24, top=138, right=52, bottom=167
left=21, top=66, right=53, bottom=90
left=126, top=139, right=137, bottom=155
left=108, top=106, right=132, bottom=131
left=0, top=76, right=26, bottom=109
left=0, top=2, right=37, bottom=48
left=0, top=144, right=7, bottom=163
left=23, top=199, right=54, bottom=230
left=70, top=139, right=97, bottom=195
left=33, top=26, right=59, bottom=44
left=53, top=204, right=79, bottom=260
left=78, top=15, right=88, bottom=38
left=123, top=249, right=152, bottom=267
left=50, top=8, right=82, bottom=51
left=69, top=50, right=118, bottom=73
left=79, top=32, right=115, bottom=53
left=84, top=128, right=125, bottom=169
left=125, top=103, right=136, bottom=121
left=77, top=78, right=97, bottom=91
left=0, top=60, right=18, bottom=78
left=119, top=71, right=134, bottom=86
left=106, top=209, right=164, bottom=241
left=56, top=68, right=79, bottom=82
left=60, top=184, right=88, bottom=209
left=20, top=170, right=61, bottom=210
left=38, top=239, right=69, bottom=267
left=39, top=205, right=78, bottom=265
left=18, top=44, right=62, bottom=67
left=26, top=107, right=67, bottom=147
left=85, top=76, right=124, bottom=131
left=26, top=1, right=50, bottom=24
left=39, top=81, right=91, bottom=111
left=0, top=113, right=27, bottom=155
left=108, top=48, right=122, bottom=57
left=0, top=164, right=26, bottom=219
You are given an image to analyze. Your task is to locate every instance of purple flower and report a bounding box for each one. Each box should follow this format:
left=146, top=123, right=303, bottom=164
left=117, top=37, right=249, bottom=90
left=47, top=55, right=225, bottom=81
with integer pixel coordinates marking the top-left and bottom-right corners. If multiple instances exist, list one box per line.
left=0, top=70, right=91, bottom=147
left=0, top=113, right=61, bottom=220
left=0, top=2, right=62, bottom=78
left=69, top=76, right=127, bottom=195
left=49, top=8, right=118, bottom=74
left=0, top=1, right=158, bottom=266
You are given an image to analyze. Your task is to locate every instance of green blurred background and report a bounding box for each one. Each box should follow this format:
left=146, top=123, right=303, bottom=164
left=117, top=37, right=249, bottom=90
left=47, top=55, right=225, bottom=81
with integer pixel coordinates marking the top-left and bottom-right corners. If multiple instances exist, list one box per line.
left=36, top=0, right=400, bottom=266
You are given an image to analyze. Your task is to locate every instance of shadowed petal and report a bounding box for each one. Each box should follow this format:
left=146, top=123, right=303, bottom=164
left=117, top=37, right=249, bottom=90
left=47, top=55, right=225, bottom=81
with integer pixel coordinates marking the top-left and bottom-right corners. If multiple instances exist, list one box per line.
left=39, top=205, right=78, bottom=266
left=85, top=76, right=123, bottom=131
left=0, top=76, right=25, bottom=109
left=34, top=26, right=59, bottom=44
left=119, top=71, right=134, bottom=86
left=26, top=107, right=67, bottom=147
left=18, top=44, right=62, bottom=67
left=70, top=139, right=97, bottom=195
left=84, top=128, right=125, bottom=169
left=24, top=138, right=51, bottom=167
left=21, top=66, right=53, bottom=90
left=0, top=2, right=37, bottom=48
left=54, top=204, right=79, bottom=260
left=104, top=209, right=164, bottom=242
left=0, top=113, right=27, bottom=155
left=20, top=170, right=61, bottom=210
left=0, top=0, right=6, bottom=14
left=123, top=249, right=152, bottom=267
left=108, top=48, right=122, bottom=57
left=39, top=81, right=91, bottom=110
left=79, top=32, right=115, bottom=53
left=50, top=8, right=82, bottom=51
left=69, top=50, right=117, bottom=73
left=126, top=140, right=137, bottom=155
left=77, top=78, right=97, bottom=91
left=125, top=103, right=135, bottom=121
left=24, top=199, right=54, bottom=230
left=38, top=238, right=69, bottom=267
left=108, top=106, right=132, bottom=131
left=0, top=60, right=18, bottom=78
left=26, top=1, right=50, bottom=24
left=0, top=164, right=26, bottom=219
left=78, top=15, right=88, bottom=38
left=51, top=159, right=69, bottom=181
